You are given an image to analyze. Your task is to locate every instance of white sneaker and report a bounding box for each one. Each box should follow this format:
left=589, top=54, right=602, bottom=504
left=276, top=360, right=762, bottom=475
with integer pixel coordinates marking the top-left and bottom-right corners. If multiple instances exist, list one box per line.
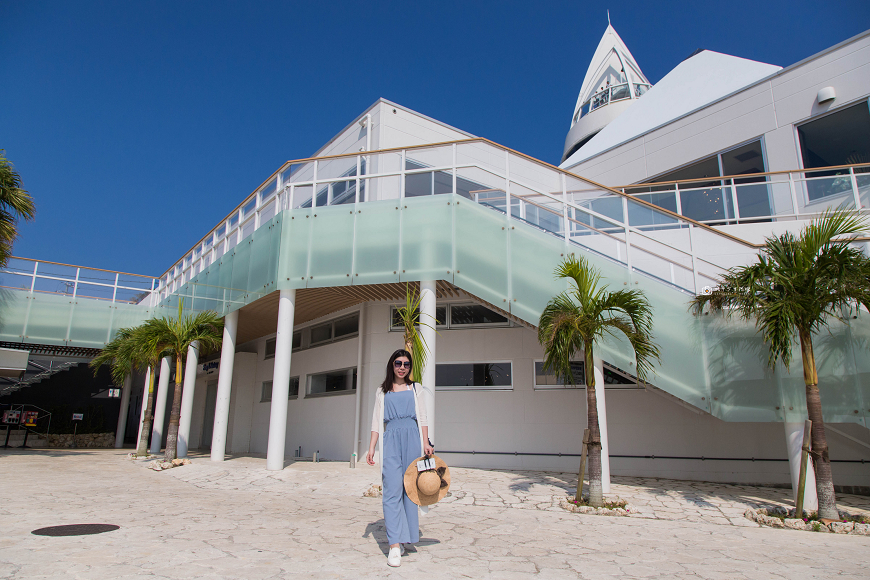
left=387, top=546, right=402, bottom=567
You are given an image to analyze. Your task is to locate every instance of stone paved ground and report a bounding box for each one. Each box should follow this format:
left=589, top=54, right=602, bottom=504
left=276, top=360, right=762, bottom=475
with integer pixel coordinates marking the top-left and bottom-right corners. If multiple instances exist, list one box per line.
left=1, top=448, right=868, bottom=579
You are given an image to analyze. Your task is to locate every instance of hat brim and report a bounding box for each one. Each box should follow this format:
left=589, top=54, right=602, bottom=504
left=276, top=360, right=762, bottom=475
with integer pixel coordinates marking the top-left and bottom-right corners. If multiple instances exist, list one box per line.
left=404, top=455, right=450, bottom=506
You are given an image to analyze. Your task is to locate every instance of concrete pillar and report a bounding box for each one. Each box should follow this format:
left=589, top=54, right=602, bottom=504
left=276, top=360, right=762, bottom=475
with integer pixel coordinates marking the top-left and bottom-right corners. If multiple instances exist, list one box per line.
left=593, top=355, right=610, bottom=493
left=352, top=303, right=365, bottom=460
left=267, top=290, right=296, bottom=471
left=135, top=366, right=151, bottom=447
left=420, top=281, right=437, bottom=442
left=114, top=375, right=132, bottom=448
left=211, top=309, right=238, bottom=462
left=149, top=357, right=171, bottom=454
left=177, top=341, right=199, bottom=458
left=785, top=421, right=818, bottom=511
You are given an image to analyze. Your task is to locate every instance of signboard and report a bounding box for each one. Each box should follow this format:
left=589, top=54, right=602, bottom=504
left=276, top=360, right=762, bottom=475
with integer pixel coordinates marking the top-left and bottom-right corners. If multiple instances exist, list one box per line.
left=2, top=410, right=21, bottom=424
left=107, top=388, right=121, bottom=398
left=22, top=411, right=38, bottom=426
left=72, top=413, right=84, bottom=421
left=198, top=360, right=219, bottom=376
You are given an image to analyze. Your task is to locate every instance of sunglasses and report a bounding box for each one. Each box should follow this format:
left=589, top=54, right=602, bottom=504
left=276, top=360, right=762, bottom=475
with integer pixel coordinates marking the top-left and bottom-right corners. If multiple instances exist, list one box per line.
left=393, top=360, right=412, bottom=369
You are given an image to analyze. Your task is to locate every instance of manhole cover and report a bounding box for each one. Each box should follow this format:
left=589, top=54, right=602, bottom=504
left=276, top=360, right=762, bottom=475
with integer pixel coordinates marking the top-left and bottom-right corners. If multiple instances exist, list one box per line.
left=31, top=524, right=119, bottom=536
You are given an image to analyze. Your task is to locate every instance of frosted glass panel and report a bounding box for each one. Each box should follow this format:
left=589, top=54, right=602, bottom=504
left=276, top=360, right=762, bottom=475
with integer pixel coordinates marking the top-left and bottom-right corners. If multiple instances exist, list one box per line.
left=353, top=200, right=400, bottom=285
left=0, top=290, right=29, bottom=341
left=247, top=216, right=279, bottom=297
left=508, top=221, right=567, bottom=324
left=454, top=199, right=508, bottom=306
left=23, top=293, right=73, bottom=344
left=68, top=299, right=114, bottom=346
left=277, top=208, right=312, bottom=289
left=229, top=238, right=251, bottom=304
left=401, top=196, right=452, bottom=281
left=309, top=207, right=354, bottom=288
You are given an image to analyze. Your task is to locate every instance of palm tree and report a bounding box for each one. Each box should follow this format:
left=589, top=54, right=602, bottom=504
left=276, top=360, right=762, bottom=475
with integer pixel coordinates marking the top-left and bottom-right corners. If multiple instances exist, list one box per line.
left=91, top=326, right=160, bottom=456
left=690, top=210, right=870, bottom=521
left=137, top=304, right=223, bottom=461
left=393, top=283, right=434, bottom=384
left=538, top=256, right=659, bottom=507
left=0, top=150, right=36, bottom=266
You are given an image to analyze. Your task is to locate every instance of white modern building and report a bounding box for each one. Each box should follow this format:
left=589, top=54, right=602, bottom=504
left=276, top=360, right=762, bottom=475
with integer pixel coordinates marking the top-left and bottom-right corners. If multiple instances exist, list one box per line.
left=3, top=26, right=869, bottom=504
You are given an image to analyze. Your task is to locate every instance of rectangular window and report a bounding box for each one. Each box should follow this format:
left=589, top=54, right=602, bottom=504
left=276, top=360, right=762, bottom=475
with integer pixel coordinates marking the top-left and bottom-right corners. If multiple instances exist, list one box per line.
left=261, top=381, right=273, bottom=402
left=391, top=306, right=447, bottom=330
left=450, top=304, right=508, bottom=326
left=310, top=322, right=332, bottom=345
left=333, top=313, right=359, bottom=339
left=265, top=338, right=276, bottom=359
left=435, top=362, right=512, bottom=391
left=534, top=361, right=584, bottom=388
left=289, top=376, right=300, bottom=399
left=292, top=331, right=302, bottom=350
left=308, top=367, right=357, bottom=396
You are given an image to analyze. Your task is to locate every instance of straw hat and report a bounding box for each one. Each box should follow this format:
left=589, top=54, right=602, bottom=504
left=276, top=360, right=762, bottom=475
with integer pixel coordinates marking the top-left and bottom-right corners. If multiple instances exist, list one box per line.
left=403, top=454, right=451, bottom=506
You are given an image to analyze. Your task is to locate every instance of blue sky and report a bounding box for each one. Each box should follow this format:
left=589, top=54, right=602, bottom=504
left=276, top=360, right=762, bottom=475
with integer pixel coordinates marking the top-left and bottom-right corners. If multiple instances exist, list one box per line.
left=2, top=1, right=868, bottom=277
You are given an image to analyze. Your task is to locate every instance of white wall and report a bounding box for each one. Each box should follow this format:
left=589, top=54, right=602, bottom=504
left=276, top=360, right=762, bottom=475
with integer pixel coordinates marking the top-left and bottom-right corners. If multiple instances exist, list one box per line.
left=190, top=298, right=869, bottom=486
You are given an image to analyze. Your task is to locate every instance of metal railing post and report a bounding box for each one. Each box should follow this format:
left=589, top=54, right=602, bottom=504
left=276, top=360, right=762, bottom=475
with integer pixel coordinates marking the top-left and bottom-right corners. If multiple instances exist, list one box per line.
left=788, top=171, right=800, bottom=218
left=30, top=261, right=38, bottom=294
left=729, top=181, right=740, bottom=224
left=561, top=174, right=569, bottom=246
left=452, top=143, right=457, bottom=195
left=674, top=183, right=683, bottom=216
left=400, top=150, right=406, bottom=199
left=849, top=167, right=861, bottom=209
left=687, top=224, right=700, bottom=295
left=72, top=268, right=80, bottom=298
left=622, top=196, right=633, bottom=273
left=312, top=160, right=318, bottom=208
left=112, top=273, right=119, bottom=303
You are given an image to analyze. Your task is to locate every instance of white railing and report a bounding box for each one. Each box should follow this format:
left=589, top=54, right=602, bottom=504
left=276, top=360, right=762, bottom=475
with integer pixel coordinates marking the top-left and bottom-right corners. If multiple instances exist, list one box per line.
left=158, top=139, right=764, bottom=299
left=617, top=164, right=870, bottom=226
left=0, top=257, right=159, bottom=306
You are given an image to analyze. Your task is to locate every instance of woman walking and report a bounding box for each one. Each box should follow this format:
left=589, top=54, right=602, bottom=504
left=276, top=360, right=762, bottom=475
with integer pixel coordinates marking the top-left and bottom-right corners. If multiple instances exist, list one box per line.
left=366, top=349, right=433, bottom=567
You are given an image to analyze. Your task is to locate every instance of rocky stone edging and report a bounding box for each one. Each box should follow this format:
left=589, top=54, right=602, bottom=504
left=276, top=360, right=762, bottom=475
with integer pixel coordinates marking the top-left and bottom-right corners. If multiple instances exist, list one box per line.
left=363, top=484, right=382, bottom=497
left=47, top=432, right=114, bottom=448
left=559, top=496, right=638, bottom=517
left=745, top=508, right=870, bottom=535
left=147, top=458, right=192, bottom=471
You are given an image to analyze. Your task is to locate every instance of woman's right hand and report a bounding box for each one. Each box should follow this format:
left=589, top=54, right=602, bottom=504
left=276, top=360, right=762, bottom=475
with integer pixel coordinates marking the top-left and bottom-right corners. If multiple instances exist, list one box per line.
left=366, top=449, right=376, bottom=465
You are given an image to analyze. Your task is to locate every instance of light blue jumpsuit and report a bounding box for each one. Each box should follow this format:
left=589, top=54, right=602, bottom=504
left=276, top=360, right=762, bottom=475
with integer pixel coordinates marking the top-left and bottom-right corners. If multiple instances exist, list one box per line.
left=382, top=389, right=420, bottom=545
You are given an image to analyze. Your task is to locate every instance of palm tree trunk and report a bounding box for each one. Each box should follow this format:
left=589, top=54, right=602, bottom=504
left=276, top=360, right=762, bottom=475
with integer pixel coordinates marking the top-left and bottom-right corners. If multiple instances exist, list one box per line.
left=136, top=366, right=155, bottom=456
left=164, top=354, right=184, bottom=462
left=584, top=343, right=604, bottom=507
left=799, top=330, right=838, bottom=520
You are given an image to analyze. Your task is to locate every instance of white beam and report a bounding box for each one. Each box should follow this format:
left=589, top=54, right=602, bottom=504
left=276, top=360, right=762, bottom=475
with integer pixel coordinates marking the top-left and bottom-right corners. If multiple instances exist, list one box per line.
left=114, top=375, right=132, bottom=448
left=785, top=421, right=818, bottom=511
left=267, top=290, right=296, bottom=471
left=420, top=281, right=437, bottom=443
left=177, top=341, right=199, bottom=458
left=211, top=310, right=238, bottom=462
left=594, top=355, right=611, bottom=494
left=149, top=357, right=171, bottom=454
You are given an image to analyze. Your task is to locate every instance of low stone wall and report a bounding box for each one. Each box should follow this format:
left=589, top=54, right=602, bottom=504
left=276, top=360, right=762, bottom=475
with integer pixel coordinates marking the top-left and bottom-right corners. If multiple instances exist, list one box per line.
left=48, top=432, right=114, bottom=448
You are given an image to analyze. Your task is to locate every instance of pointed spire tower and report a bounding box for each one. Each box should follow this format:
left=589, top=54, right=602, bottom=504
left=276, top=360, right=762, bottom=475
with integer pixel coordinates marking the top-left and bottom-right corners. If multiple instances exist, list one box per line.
left=561, top=24, right=651, bottom=163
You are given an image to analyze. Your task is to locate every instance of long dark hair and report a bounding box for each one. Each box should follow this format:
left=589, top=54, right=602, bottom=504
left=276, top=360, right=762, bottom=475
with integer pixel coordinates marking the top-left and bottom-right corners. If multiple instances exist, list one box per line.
left=380, top=349, right=413, bottom=394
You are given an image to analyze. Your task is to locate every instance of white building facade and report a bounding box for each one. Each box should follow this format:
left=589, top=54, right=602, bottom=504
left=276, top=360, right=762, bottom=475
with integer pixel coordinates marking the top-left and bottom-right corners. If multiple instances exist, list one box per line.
left=141, top=28, right=870, bottom=498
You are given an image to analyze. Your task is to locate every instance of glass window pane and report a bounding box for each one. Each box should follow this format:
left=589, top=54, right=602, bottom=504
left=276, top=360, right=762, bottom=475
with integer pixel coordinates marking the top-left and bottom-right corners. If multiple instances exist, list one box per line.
left=405, top=171, right=432, bottom=197
left=292, top=331, right=302, bottom=350
left=334, top=313, right=359, bottom=338
left=289, top=376, right=299, bottom=398
left=435, top=362, right=512, bottom=390
left=265, top=338, right=276, bottom=359
left=242, top=199, right=257, bottom=219
left=261, top=381, right=273, bottom=402
left=308, top=368, right=357, bottom=395
left=653, top=156, right=721, bottom=188
left=610, top=83, right=630, bottom=101
left=450, top=304, right=507, bottom=326
left=310, top=323, right=331, bottom=344
left=534, top=361, right=584, bottom=387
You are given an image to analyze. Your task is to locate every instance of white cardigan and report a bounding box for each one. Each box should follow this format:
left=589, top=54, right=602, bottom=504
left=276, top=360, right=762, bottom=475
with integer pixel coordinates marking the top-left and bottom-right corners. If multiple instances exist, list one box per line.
left=370, top=382, right=430, bottom=515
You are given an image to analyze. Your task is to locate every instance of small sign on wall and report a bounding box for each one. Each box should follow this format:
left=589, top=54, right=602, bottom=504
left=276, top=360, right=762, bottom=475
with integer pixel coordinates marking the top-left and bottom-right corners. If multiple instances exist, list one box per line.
left=2, top=410, right=21, bottom=424
left=198, top=360, right=219, bottom=376
left=72, top=413, right=84, bottom=421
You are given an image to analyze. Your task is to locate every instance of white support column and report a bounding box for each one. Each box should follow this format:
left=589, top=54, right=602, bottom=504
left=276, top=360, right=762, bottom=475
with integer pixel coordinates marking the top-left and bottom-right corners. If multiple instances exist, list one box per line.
left=177, top=341, right=200, bottom=458
left=420, top=281, right=437, bottom=443
left=149, top=357, right=172, bottom=454
left=785, top=421, right=818, bottom=511
left=267, top=290, right=296, bottom=471
left=114, top=375, right=132, bottom=448
left=136, top=366, right=151, bottom=446
left=211, top=309, right=238, bottom=462
left=353, top=303, right=366, bottom=460
left=593, top=355, right=611, bottom=494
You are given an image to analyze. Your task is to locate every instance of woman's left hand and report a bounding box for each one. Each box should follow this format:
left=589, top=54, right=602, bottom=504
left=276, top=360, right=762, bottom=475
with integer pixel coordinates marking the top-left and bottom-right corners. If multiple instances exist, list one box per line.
left=424, top=442, right=434, bottom=456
